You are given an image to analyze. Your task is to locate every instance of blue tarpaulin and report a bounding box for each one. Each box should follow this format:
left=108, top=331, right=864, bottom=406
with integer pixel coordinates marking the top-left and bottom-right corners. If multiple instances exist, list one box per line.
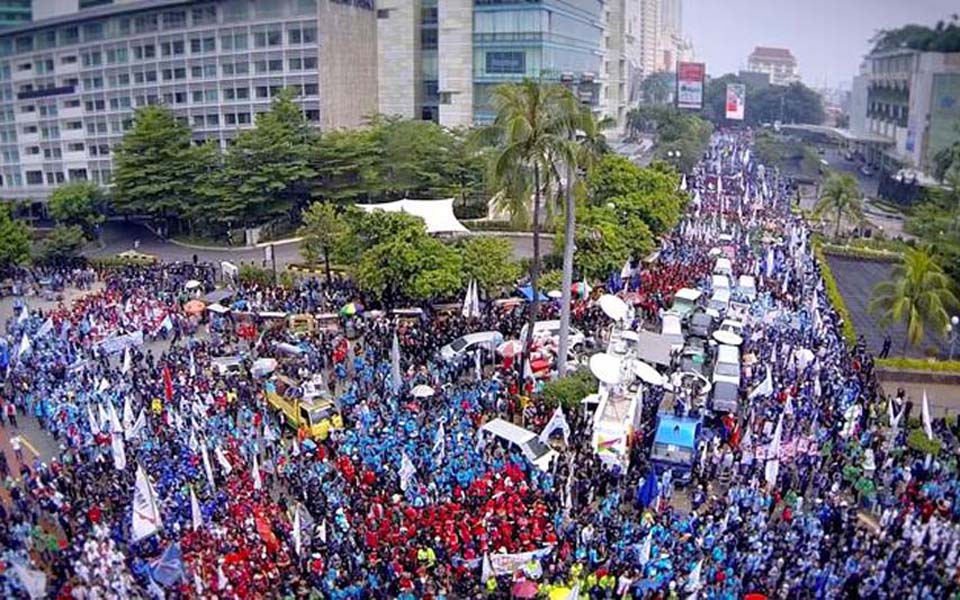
left=654, top=416, right=699, bottom=449
left=150, top=542, right=185, bottom=588
left=517, top=286, right=549, bottom=302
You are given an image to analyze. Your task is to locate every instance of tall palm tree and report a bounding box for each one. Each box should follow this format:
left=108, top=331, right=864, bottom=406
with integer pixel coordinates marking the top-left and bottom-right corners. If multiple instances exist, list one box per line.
left=868, top=247, right=960, bottom=352
left=557, top=110, right=608, bottom=377
left=488, top=81, right=579, bottom=376
left=814, top=172, right=862, bottom=238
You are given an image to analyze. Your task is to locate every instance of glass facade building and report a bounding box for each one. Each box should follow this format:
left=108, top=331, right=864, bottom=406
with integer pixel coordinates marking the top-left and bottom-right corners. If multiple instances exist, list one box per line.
left=471, top=0, right=603, bottom=121
left=0, top=0, right=30, bottom=30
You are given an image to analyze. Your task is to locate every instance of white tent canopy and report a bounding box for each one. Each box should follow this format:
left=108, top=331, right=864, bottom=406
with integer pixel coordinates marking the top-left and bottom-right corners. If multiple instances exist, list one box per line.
left=357, top=199, right=469, bottom=235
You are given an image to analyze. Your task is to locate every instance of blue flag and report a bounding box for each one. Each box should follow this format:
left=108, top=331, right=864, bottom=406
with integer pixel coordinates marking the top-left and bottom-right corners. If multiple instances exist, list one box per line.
left=150, top=542, right=185, bottom=588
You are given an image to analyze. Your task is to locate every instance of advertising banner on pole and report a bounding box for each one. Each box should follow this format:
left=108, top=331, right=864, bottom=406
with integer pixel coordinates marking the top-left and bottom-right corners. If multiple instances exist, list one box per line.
left=725, top=83, right=746, bottom=120
left=676, top=62, right=706, bottom=109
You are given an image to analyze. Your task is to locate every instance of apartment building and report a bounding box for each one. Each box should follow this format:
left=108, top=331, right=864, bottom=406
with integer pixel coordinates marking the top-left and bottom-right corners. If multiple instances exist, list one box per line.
left=0, top=0, right=378, bottom=201
left=746, top=46, right=799, bottom=86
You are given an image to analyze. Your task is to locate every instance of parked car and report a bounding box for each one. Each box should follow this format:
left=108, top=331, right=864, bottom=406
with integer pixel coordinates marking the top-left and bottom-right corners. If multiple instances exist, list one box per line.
left=519, top=320, right=586, bottom=351
left=479, top=418, right=558, bottom=471
left=440, top=331, right=504, bottom=361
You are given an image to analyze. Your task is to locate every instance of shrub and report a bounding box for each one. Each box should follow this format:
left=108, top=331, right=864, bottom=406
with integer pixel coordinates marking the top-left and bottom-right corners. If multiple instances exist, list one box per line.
left=238, top=264, right=273, bottom=287
left=813, top=240, right=857, bottom=346
left=876, top=357, right=960, bottom=373
left=539, top=368, right=597, bottom=410
left=906, top=428, right=942, bottom=456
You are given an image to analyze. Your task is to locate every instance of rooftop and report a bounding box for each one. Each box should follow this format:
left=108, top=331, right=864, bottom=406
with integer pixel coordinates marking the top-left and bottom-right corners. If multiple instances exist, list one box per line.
left=749, top=46, right=797, bottom=63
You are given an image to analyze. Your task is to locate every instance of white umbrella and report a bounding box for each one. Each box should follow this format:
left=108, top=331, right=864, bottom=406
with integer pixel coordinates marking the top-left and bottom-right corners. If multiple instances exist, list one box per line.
left=598, top=294, right=628, bottom=322
left=589, top=353, right=623, bottom=385
left=713, top=330, right=743, bottom=346
left=497, top=339, right=523, bottom=357
left=547, top=290, right=563, bottom=300
left=410, top=384, right=435, bottom=398
left=185, top=279, right=202, bottom=290
left=251, top=358, right=278, bottom=378
left=630, top=359, right=665, bottom=386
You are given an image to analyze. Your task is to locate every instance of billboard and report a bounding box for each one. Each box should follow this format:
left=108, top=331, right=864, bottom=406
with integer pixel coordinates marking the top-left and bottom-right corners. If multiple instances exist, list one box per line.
left=676, top=62, right=706, bottom=109
left=725, top=83, right=746, bottom=120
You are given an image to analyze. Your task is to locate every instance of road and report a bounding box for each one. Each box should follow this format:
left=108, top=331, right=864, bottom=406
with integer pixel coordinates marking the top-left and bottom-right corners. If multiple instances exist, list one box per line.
left=88, top=221, right=549, bottom=267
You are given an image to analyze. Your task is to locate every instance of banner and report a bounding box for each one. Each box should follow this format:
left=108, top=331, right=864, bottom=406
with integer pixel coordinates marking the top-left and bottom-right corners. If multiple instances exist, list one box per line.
left=676, top=62, right=706, bottom=109
left=132, top=465, right=162, bottom=541
left=221, top=261, right=239, bottom=282
left=725, top=83, right=746, bottom=120
left=97, top=330, right=144, bottom=355
left=488, top=545, right=555, bottom=577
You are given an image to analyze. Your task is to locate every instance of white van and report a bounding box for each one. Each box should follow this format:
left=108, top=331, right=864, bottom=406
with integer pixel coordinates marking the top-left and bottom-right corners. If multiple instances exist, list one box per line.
left=706, top=288, right=730, bottom=319
left=519, top=320, right=585, bottom=350
left=479, top=418, right=558, bottom=471
left=737, top=275, right=757, bottom=301
left=711, top=274, right=731, bottom=293
left=713, top=257, right=733, bottom=277
left=661, top=313, right=684, bottom=349
left=669, top=288, right=702, bottom=317
left=712, top=343, right=741, bottom=387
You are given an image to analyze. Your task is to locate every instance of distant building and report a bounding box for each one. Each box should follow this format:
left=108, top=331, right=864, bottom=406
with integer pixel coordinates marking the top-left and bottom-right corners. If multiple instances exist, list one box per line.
left=737, top=70, right=770, bottom=90
left=746, top=46, right=799, bottom=86
left=0, top=0, right=29, bottom=29
left=861, top=48, right=960, bottom=173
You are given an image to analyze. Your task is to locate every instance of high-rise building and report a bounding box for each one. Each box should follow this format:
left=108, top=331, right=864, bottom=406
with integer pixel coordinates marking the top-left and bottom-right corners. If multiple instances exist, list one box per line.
left=376, top=0, right=605, bottom=126
left=0, top=0, right=29, bottom=29
left=636, top=0, right=659, bottom=78
left=0, top=0, right=379, bottom=202
left=746, top=46, right=799, bottom=86
left=655, top=0, right=683, bottom=72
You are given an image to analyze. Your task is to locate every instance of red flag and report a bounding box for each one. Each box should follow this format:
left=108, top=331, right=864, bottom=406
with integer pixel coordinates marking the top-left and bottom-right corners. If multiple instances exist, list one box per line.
left=163, top=366, right=174, bottom=402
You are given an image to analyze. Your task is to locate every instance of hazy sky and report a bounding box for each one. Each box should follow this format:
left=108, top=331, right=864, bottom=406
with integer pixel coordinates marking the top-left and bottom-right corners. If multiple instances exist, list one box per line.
left=684, top=0, right=958, bottom=88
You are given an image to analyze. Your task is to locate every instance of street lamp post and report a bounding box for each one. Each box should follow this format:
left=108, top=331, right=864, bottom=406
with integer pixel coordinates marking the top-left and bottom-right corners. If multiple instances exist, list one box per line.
left=948, top=315, right=960, bottom=360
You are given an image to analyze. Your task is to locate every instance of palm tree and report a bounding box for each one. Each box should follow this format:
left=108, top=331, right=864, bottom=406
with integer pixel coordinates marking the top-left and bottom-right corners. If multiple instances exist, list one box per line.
left=814, top=172, right=862, bottom=239
left=557, top=110, right=608, bottom=377
left=488, top=81, right=580, bottom=375
left=868, top=247, right=960, bottom=352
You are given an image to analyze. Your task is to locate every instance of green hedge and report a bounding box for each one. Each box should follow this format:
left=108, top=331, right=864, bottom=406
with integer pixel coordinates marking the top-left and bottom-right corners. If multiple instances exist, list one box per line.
left=814, top=240, right=857, bottom=346
left=819, top=243, right=901, bottom=262
left=88, top=255, right=157, bottom=269
left=464, top=220, right=533, bottom=233
left=876, top=357, right=960, bottom=373
left=906, top=428, right=942, bottom=456
left=539, top=368, right=597, bottom=410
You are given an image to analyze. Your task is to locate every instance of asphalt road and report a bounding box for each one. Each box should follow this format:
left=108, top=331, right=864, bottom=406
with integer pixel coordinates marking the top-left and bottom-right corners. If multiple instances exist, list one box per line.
left=89, top=221, right=550, bottom=267
left=827, top=255, right=951, bottom=359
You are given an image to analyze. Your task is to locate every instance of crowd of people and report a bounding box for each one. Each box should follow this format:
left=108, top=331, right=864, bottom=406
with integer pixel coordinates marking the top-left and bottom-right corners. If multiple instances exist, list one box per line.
left=0, top=131, right=958, bottom=599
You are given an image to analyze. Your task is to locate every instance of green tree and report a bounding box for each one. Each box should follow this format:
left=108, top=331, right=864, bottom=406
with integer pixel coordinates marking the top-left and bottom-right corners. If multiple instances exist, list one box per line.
left=220, top=88, right=316, bottom=226
left=814, top=172, right=863, bottom=238
left=587, top=154, right=647, bottom=204
left=39, top=225, right=85, bottom=263
left=703, top=75, right=825, bottom=126
left=312, top=127, right=384, bottom=204
left=932, top=125, right=960, bottom=182
left=487, top=80, right=579, bottom=373
left=298, top=202, right=345, bottom=283
left=113, top=106, right=201, bottom=234
left=869, top=247, right=960, bottom=351
left=48, top=181, right=106, bottom=239
left=460, top=236, right=521, bottom=295
left=639, top=72, right=674, bottom=104
left=0, top=207, right=30, bottom=269
left=352, top=211, right=462, bottom=302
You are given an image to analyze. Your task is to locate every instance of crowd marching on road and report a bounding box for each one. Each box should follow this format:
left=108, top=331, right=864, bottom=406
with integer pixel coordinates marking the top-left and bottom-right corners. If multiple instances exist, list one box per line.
left=1, top=131, right=959, bottom=600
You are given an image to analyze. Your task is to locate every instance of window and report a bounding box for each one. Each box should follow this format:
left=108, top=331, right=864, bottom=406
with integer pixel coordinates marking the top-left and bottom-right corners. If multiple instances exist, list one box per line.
left=192, top=6, right=218, bottom=26
left=236, top=87, right=248, bottom=99
left=67, top=142, right=84, bottom=152
left=162, top=92, right=173, bottom=104
left=234, top=32, right=247, bottom=50
left=289, top=57, right=302, bottom=70
left=304, top=83, right=318, bottom=96
left=302, top=27, right=317, bottom=43
left=106, top=48, right=128, bottom=64
left=305, top=109, right=319, bottom=122
left=63, top=98, right=80, bottom=108
left=224, top=113, right=236, bottom=124
left=175, top=92, right=187, bottom=104
left=68, top=168, right=88, bottom=181
left=268, top=59, right=283, bottom=72
left=235, top=61, right=249, bottom=74
left=60, top=55, right=78, bottom=65
left=37, top=30, right=57, bottom=50
left=81, top=51, right=102, bottom=67
left=162, top=69, right=173, bottom=81
left=83, top=22, right=104, bottom=41
left=16, top=36, right=33, bottom=53
left=268, top=29, right=282, bottom=46
left=256, top=86, right=268, bottom=98
left=162, top=11, right=187, bottom=29
left=25, top=146, right=40, bottom=155
left=193, top=115, right=205, bottom=127
left=203, top=37, right=216, bottom=52
left=60, top=27, right=79, bottom=46
left=205, top=89, right=218, bottom=102
left=26, top=171, right=43, bottom=185
left=65, top=120, right=82, bottom=130
left=222, top=63, right=234, bottom=76
left=204, top=64, right=217, bottom=78
left=191, top=66, right=203, bottom=78
left=237, top=112, right=250, bottom=124
left=221, top=34, right=233, bottom=50
left=192, top=90, right=204, bottom=103
left=288, top=28, right=302, bottom=44
left=207, top=113, right=219, bottom=125
left=134, top=15, right=158, bottom=34
left=175, top=67, right=186, bottom=80
left=254, top=60, right=266, bottom=74
left=254, top=31, right=266, bottom=48
left=224, top=88, right=235, bottom=100
left=190, top=38, right=202, bottom=54
left=485, top=51, right=525, bottom=74
left=304, top=56, right=317, bottom=69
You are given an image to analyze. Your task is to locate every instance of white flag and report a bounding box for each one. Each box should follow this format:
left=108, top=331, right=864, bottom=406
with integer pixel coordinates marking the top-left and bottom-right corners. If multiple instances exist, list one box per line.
left=217, top=565, right=228, bottom=590
left=189, top=351, right=196, bottom=378
left=132, top=465, right=162, bottom=541
left=12, top=563, right=47, bottom=599
left=391, top=332, right=402, bottom=393
left=111, top=431, right=127, bottom=471
left=17, top=334, right=31, bottom=360
left=215, top=446, right=233, bottom=475
left=128, top=409, right=146, bottom=440
left=252, top=454, right=262, bottom=490
left=190, top=487, right=202, bottom=530
left=433, top=422, right=445, bottom=467
left=318, top=519, right=327, bottom=544
left=480, top=553, right=494, bottom=584
left=293, top=504, right=302, bottom=555
left=201, top=443, right=216, bottom=490
left=538, top=406, right=571, bottom=445
left=98, top=378, right=111, bottom=394
left=922, top=389, right=933, bottom=439
left=399, top=452, right=416, bottom=491
left=764, top=413, right=784, bottom=488
left=638, top=530, right=652, bottom=565
left=474, top=349, right=482, bottom=381
left=122, top=396, right=135, bottom=435
left=97, top=402, right=110, bottom=430
left=747, top=366, right=773, bottom=400
left=687, top=559, right=703, bottom=591
left=87, top=404, right=101, bottom=436
left=37, top=318, right=53, bottom=338
left=122, top=347, right=132, bottom=375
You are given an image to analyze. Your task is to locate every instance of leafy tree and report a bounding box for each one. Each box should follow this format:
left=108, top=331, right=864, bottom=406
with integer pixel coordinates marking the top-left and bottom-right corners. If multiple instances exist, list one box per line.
left=113, top=106, right=200, bottom=234
left=539, top=368, right=597, bottom=409
left=486, top=80, right=580, bottom=373
left=814, top=172, right=863, bottom=238
left=587, top=154, right=647, bottom=204
left=220, top=88, right=316, bottom=225
left=459, top=236, right=521, bottom=295
left=312, top=127, right=384, bottom=204
left=39, top=225, right=85, bottom=263
left=48, top=181, right=106, bottom=239
left=352, top=212, right=462, bottom=302
left=932, top=125, right=960, bottom=182
left=587, top=155, right=686, bottom=237
left=639, top=72, right=674, bottom=104
left=869, top=247, right=960, bottom=351
left=872, top=18, right=960, bottom=53
left=299, top=202, right=345, bottom=283
left=0, top=207, right=30, bottom=269
left=703, top=75, right=825, bottom=126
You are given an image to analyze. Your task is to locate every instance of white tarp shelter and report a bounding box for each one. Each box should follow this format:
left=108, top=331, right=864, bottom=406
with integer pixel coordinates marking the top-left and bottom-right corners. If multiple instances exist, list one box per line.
left=357, top=199, right=469, bottom=235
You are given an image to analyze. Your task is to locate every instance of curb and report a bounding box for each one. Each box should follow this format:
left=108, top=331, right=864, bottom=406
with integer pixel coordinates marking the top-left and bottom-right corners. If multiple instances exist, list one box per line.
left=165, top=236, right=304, bottom=251
left=469, top=230, right=536, bottom=239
